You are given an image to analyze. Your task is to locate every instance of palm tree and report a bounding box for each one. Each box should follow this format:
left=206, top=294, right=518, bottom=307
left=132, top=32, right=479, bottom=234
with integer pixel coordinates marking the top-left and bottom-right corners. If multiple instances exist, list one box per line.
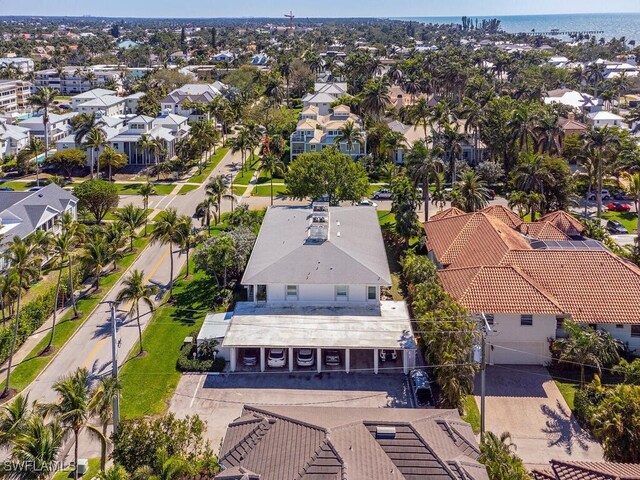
left=150, top=138, right=166, bottom=180
left=3, top=417, right=65, bottom=480
left=511, top=152, right=553, bottom=220
left=116, top=269, right=158, bottom=356
left=59, top=212, right=83, bottom=318
left=81, top=235, right=109, bottom=290
left=175, top=218, right=198, bottom=278
left=24, top=136, right=45, bottom=187
left=99, top=147, right=127, bottom=181
left=97, top=465, right=129, bottom=480
left=622, top=172, right=640, bottom=235
left=263, top=74, right=285, bottom=107
left=83, top=127, right=106, bottom=179
left=360, top=78, right=391, bottom=120
left=138, top=183, right=156, bottom=235
left=584, top=126, right=621, bottom=218
left=28, top=228, right=52, bottom=281
left=334, top=120, right=364, bottom=155
left=0, top=272, right=19, bottom=325
left=479, top=431, right=529, bottom=480
left=278, top=56, right=292, bottom=107
left=461, top=98, right=482, bottom=165
left=114, top=204, right=147, bottom=251
left=456, top=170, right=490, bottom=212
left=29, top=86, right=58, bottom=174
left=259, top=154, right=285, bottom=205
left=553, top=320, right=622, bottom=388
left=150, top=209, right=181, bottom=300
left=381, top=131, right=407, bottom=164
left=508, top=103, right=538, bottom=152
left=406, top=97, right=433, bottom=144
left=231, top=130, right=248, bottom=171
left=39, top=368, right=104, bottom=480
left=205, top=175, right=227, bottom=226
left=89, top=374, right=121, bottom=472
left=45, top=232, right=74, bottom=353
left=534, top=113, right=563, bottom=155
left=103, top=222, right=126, bottom=271
left=137, top=134, right=155, bottom=174
left=2, top=237, right=40, bottom=398
left=0, top=394, right=31, bottom=450
left=407, top=141, right=444, bottom=221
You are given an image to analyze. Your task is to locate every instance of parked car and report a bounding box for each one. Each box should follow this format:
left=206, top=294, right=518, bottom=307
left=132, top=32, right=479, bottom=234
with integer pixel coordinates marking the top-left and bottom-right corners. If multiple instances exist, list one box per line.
left=416, top=187, right=423, bottom=197
left=267, top=348, right=286, bottom=368
left=613, top=192, right=630, bottom=201
left=0, top=187, right=14, bottom=191
left=296, top=348, right=315, bottom=367
left=28, top=186, right=44, bottom=192
left=242, top=349, right=259, bottom=367
left=358, top=199, right=378, bottom=207
left=607, top=202, right=631, bottom=212
left=372, top=189, right=393, bottom=200
left=324, top=349, right=341, bottom=366
left=409, top=369, right=435, bottom=407
left=588, top=190, right=611, bottom=201
left=379, top=349, right=397, bottom=362
left=606, top=219, right=628, bottom=234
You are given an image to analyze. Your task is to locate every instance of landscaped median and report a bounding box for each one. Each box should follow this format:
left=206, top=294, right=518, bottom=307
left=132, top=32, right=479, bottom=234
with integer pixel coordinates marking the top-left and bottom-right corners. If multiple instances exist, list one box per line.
left=0, top=235, right=151, bottom=395
left=189, top=147, right=229, bottom=184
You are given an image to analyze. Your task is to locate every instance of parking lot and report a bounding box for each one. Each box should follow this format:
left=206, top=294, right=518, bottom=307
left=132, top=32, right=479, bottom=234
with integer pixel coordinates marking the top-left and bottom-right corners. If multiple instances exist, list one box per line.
left=169, top=371, right=409, bottom=451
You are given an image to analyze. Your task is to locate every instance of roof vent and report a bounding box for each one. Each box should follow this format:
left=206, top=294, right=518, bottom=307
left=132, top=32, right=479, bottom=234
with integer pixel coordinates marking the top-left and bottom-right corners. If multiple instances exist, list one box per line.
left=376, top=426, right=396, bottom=439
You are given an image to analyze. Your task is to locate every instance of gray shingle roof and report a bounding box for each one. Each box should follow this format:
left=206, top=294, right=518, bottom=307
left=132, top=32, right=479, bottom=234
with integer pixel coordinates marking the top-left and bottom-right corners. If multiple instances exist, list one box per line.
left=216, top=406, right=487, bottom=480
left=242, top=206, right=391, bottom=286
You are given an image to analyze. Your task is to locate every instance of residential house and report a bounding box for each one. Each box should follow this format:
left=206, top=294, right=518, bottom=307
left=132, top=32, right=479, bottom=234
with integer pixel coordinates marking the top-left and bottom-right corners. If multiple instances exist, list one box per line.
left=215, top=405, right=488, bottom=480
left=0, top=118, right=30, bottom=156
left=117, top=40, right=141, bottom=49
left=532, top=460, right=640, bottom=479
left=168, top=51, right=190, bottom=64
left=70, top=88, right=117, bottom=109
left=201, top=204, right=416, bottom=374
left=302, top=82, right=348, bottom=116
left=34, top=67, right=120, bottom=95
left=544, top=89, right=602, bottom=113
left=250, top=53, right=269, bottom=66
left=558, top=112, right=588, bottom=139
left=19, top=112, right=77, bottom=143
left=160, top=82, right=227, bottom=122
left=290, top=105, right=366, bottom=160
left=0, top=80, right=32, bottom=113
left=73, top=94, right=126, bottom=117
left=0, top=57, right=34, bottom=73
left=0, top=184, right=77, bottom=269
left=124, top=91, right=144, bottom=114
left=212, top=51, right=237, bottom=63
left=587, top=110, right=625, bottom=128
left=55, top=114, right=127, bottom=162
left=425, top=207, right=640, bottom=363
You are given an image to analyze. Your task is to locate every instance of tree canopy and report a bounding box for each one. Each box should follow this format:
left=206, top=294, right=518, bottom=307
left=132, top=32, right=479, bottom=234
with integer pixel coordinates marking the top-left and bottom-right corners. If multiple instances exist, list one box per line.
left=74, top=179, right=119, bottom=223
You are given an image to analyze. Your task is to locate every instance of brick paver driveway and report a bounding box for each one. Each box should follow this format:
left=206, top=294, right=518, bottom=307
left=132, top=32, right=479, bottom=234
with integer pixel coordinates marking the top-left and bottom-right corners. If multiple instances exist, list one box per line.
left=474, top=365, right=603, bottom=469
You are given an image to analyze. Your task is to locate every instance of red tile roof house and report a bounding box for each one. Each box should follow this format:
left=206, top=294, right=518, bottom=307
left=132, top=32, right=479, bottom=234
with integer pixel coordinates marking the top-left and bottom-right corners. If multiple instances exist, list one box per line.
left=532, top=459, right=640, bottom=479
left=215, top=405, right=488, bottom=480
left=424, top=207, right=640, bottom=364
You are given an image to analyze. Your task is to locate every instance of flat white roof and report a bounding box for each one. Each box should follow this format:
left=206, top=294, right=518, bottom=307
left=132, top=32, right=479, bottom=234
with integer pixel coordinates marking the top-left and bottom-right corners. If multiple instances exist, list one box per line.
left=198, top=311, right=233, bottom=342
left=221, top=301, right=415, bottom=350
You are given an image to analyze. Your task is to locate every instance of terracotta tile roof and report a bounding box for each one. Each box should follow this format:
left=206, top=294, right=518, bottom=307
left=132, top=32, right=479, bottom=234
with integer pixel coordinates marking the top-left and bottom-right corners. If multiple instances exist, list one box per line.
left=538, top=211, right=585, bottom=237
left=430, top=207, right=466, bottom=221
left=532, top=460, right=640, bottom=480
left=216, top=406, right=488, bottom=480
left=500, top=250, right=640, bottom=323
left=438, top=265, right=565, bottom=315
left=480, top=205, right=523, bottom=229
left=424, top=212, right=531, bottom=268
left=519, top=221, right=571, bottom=241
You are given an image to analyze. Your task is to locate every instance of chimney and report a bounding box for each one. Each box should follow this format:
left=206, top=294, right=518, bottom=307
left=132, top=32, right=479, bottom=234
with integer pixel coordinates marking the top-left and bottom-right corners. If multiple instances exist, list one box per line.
left=396, top=94, right=403, bottom=109
left=568, top=112, right=575, bottom=121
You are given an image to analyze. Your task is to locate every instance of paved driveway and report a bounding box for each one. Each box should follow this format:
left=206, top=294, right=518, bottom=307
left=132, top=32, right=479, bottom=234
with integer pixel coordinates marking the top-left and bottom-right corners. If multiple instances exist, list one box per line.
left=475, top=365, right=603, bottom=469
left=169, top=372, right=409, bottom=452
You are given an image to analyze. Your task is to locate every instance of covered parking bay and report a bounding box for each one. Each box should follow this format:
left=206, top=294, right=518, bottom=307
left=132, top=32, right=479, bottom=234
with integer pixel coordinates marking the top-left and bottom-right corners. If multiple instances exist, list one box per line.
left=222, top=301, right=417, bottom=374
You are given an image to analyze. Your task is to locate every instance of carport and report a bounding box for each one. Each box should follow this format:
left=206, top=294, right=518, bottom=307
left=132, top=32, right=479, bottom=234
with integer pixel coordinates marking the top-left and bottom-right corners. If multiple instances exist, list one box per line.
left=221, top=302, right=417, bottom=374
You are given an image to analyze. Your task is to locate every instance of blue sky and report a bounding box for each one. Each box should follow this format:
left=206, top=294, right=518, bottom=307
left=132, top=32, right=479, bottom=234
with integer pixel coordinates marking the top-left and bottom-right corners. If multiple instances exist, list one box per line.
left=1, top=0, right=639, bottom=18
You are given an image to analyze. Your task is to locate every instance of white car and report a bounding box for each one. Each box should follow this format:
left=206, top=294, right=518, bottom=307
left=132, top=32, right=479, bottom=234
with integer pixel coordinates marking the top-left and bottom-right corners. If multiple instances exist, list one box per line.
left=379, top=349, right=398, bottom=362
left=296, top=349, right=315, bottom=367
left=372, top=189, right=393, bottom=200
left=267, top=348, right=286, bottom=368
left=358, top=199, right=378, bottom=207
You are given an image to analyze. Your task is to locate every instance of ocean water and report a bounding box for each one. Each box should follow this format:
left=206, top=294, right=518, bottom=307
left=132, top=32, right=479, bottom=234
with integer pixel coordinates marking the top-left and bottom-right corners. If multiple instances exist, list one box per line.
left=394, top=13, right=640, bottom=43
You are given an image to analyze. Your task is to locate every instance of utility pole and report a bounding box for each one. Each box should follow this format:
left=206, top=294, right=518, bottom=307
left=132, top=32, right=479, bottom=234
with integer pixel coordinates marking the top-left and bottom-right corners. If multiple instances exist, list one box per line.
left=479, top=313, right=492, bottom=437
left=102, top=300, right=120, bottom=433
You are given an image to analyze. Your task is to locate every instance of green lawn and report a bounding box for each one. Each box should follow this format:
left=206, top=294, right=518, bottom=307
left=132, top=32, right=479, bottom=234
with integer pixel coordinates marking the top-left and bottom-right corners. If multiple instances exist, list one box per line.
left=252, top=184, right=288, bottom=197
left=189, top=147, right=229, bottom=184
left=103, top=208, right=153, bottom=221
left=462, top=395, right=481, bottom=434
left=52, top=458, right=99, bottom=479
left=554, top=380, right=578, bottom=410
left=115, top=183, right=175, bottom=195
left=603, top=211, right=638, bottom=233
left=377, top=210, right=396, bottom=229
left=233, top=156, right=260, bottom=185
left=232, top=186, right=246, bottom=196
left=119, top=267, right=225, bottom=418
left=0, top=180, right=40, bottom=191
left=256, top=171, right=285, bottom=185
left=0, top=236, right=150, bottom=395
left=178, top=184, right=199, bottom=195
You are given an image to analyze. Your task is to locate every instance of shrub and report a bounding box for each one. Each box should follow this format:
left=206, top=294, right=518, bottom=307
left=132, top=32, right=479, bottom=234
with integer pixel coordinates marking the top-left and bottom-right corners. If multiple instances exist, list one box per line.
left=176, top=348, right=226, bottom=372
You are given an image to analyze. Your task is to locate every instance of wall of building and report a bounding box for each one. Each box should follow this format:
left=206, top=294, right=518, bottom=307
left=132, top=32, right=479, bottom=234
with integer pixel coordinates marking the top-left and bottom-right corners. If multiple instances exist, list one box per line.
left=259, top=283, right=378, bottom=305
left=598, top=323, right=640, bottom=355
left=486, top=313, right=556, bottom=365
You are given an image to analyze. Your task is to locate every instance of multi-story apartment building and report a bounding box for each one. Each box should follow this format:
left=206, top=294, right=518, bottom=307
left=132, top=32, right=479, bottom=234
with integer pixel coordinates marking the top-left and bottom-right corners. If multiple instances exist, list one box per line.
left=0, top=80, right=32, bottom=113
left=34, top=67, right=120, bottom=95
left=0, top=57, right=35, bottom=73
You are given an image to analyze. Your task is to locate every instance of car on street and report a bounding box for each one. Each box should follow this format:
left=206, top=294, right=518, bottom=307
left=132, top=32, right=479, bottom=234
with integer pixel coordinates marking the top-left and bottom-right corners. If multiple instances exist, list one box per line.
left=242, top=349, right=259, bottom=367
left=0, top=187, right=14, bottom=191
left=613, top=192, right=630, bottom=201
left=606, top=219, right=628, bottom=234
left=379, top=349, right=398, bottom=362
left=358, top=199, right=378, bottom=207
left=296, top=348, right=315, bottom=367
left=28, top=186, right=44, bottom=192
left=409, top=368, right=435, bottom=407
left=267, top=348, right=286, bottom=368
left=607, top=202, right=631, bottom=212
left=588, top=190, right=611, bottom=201
left=372, top=189, right=393, bottom=200
left=324, top=349, right=341, bottom=366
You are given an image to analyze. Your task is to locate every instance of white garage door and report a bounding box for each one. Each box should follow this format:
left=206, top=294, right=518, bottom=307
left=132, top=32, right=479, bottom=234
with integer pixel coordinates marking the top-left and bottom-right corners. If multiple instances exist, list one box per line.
left=489, top=341, right=548, bottom=365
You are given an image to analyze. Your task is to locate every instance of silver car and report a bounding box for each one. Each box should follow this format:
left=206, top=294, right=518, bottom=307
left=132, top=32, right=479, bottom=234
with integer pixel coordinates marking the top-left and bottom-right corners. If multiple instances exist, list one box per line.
left=267, top=348, right=286, bottom=368
left=296, top=348, right=315, bottom=367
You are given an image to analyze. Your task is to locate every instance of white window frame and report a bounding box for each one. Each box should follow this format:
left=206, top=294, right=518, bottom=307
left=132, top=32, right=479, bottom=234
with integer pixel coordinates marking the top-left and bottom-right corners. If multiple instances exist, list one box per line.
left=367, top=286, right=377, bottom=301
left=335, top=285, right=349, bottom=301
left=285, top=284, right=298, bottom=300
